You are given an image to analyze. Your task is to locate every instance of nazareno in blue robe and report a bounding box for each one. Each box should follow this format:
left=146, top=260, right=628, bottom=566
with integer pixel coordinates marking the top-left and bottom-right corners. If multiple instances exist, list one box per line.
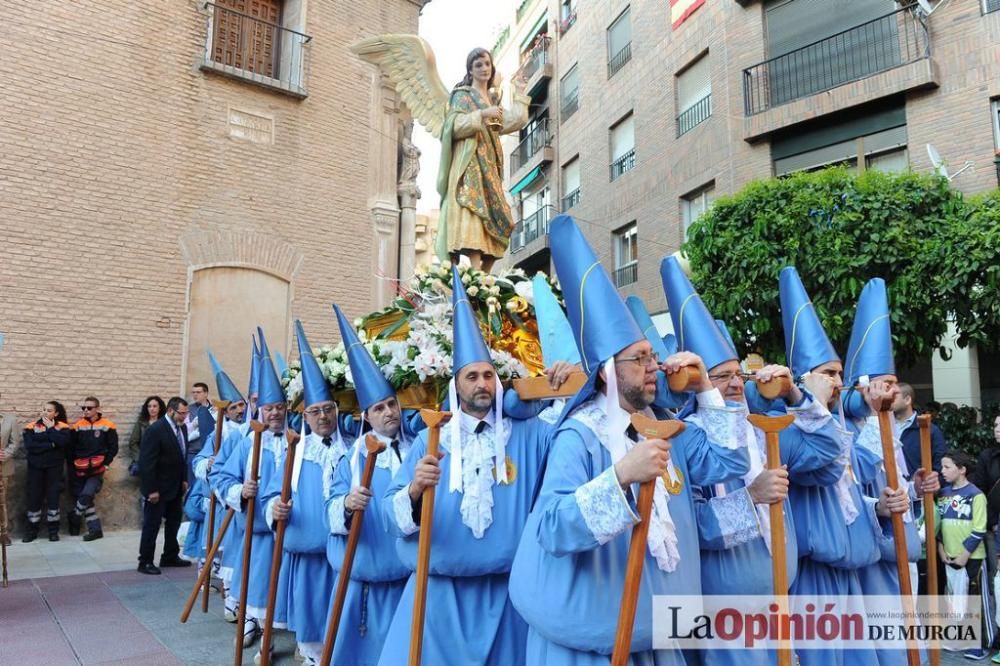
left=508, top=393, right=750, bottom=666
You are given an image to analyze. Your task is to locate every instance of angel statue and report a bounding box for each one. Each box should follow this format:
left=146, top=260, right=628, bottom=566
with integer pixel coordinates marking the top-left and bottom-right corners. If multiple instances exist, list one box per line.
left=352, top=35, right=531, bottom=273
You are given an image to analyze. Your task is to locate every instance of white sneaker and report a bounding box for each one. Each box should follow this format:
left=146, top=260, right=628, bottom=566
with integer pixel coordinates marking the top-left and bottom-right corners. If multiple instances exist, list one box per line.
left=224, top=605, right=237, bottom=623
left=234, top=618, right=259, bottom=648
left=252, top=647, right=273, bottom=665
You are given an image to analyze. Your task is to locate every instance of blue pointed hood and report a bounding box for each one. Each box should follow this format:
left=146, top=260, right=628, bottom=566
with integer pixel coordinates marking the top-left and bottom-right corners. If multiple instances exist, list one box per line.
left=275, top=352, right=290, bottom=381
left=715, top=320, right=739, bottom=359
left=659, top=256, right=738, bottom=372
left=551, top=215, right=643, bottom=375
left=451, top=267, right=493, bottom=373
left=255, top=327, right=286, bottom=407
left=779, top=266, right=840, bottom=377
left=625, top=296, right=669, bottom=360
left=247, top=335, right=261, bottom=398
left=532, top=274, right=581, bottom=366
left=662, top=333, right=678, bottom=356
left=294, top=320, right=333, bottom=408
left=845, top=278, right=895, bottom=387
left=209, top=351, right=245, bottom=404
left=333, top=304, right=394, bottom=412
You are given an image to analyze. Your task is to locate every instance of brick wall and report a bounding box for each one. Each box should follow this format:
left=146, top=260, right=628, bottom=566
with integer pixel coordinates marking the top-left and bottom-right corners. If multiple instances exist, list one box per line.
left=0, top=0, right=423, bottom=533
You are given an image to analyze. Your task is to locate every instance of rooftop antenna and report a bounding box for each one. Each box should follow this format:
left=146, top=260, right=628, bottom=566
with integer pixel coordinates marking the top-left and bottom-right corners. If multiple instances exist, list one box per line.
left=926, top=143, right=973, bottom=182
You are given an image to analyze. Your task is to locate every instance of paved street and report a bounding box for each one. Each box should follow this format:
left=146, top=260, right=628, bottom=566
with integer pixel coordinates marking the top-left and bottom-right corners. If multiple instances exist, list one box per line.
left=0, top=529, right=978, bottom=665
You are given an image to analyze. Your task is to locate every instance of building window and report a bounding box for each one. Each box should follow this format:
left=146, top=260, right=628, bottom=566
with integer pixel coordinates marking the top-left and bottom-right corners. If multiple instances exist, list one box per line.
left=562, top=157, right=581, bottom=210
left=992, top=99, right=1000, bottom=150
left=984, top=0, right=1000, bottom=14
left=772, top=102, right=908, bottom=176
left=202, top=0, right=311, bottom=96
left=610, top=113, right=636, bottom=181
left=512, top=181, right=552, bottom=251
left=560, top=64, right=580, bottom=122
left=607, top=7, right=632, bottom=78
left=613, top=222, right=639, bottom=288
left=676, top=53, right=712, bottom=137
left=682, top=184, right=715, bottom=237
left=560, top=0, right=578, bottom=34
left=865, top=148, right=909, bottom=173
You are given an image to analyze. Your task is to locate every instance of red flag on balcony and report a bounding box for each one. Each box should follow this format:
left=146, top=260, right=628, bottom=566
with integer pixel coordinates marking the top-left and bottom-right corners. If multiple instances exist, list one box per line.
left=670, top=0, right=705, bottom=29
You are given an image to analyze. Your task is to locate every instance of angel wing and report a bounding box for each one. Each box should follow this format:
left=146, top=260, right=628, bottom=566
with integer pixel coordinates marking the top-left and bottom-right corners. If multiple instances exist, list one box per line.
left=351, top=34, right=451, bottom=140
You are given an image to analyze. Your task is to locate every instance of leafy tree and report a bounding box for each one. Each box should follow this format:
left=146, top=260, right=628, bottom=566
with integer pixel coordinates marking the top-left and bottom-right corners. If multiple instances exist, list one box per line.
left=682, top=168, right=969, bottom=368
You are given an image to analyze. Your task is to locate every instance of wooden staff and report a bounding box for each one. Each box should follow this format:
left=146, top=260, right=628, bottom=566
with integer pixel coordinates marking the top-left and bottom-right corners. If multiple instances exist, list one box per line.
left=665, top=365, right=790, bottom=400
left=748, top=413, right=796, bottom=666
left=259, top=428, right=300, bottom=666
left=408, top=408, right=452, bottom=666
left=876, top=400, right=920, bottom=666
left=201, top=399, right=231, bottom=613
left=513, top=371, right=588, bottom=400
left=320, top=434, right=387, bottom=666
left=918, top=414, right=941, bottom=666
left=234, top=420, right=268, bottom=666
left=181, top=508, right=235, bottom=622
left=611, top=414, right=685, bottom=666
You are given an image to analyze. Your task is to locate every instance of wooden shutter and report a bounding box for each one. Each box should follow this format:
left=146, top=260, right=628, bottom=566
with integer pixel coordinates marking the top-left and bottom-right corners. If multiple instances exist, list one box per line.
left=213, top=0, right=283, bottom=78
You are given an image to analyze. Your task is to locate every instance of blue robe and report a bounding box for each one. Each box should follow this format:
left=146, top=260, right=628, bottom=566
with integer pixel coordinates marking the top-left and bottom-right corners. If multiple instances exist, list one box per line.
left=378, top=409, right=552, bottom=666
left=508, top=394, right=750, bottom=665
left=215, top=428, right=289, bottom=625
left=182, top=478, right=209, bottom=560
left=327, top=432, right=413, bottom=666
left=261, top=431, right=347, bottom=658
left=205, top=423, right=247, bottom=594
left=690, top=396, right=843, bottom=666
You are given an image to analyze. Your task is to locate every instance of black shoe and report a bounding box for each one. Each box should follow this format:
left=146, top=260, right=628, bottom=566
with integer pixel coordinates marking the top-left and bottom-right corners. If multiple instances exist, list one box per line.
left=137, top=562, right=162, bottom=575
left=21, top=526, right=39, bottom=543
left=48, top=532, right=60, bottom=542
left=82, top=530, right=103, bottom=542
left=159, top=557, right=193, bottom=568
left=47, top=522, right=60, bottom=541
left=68, top=516, right=81, bottom=536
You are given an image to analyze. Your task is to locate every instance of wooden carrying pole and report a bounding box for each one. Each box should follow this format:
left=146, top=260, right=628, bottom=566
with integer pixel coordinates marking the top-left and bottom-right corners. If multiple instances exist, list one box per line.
left=919, top=414, right=941, bottom=666
left=747, top=413, right=796, bottom=666
left=610, top=414, right=686, bottom=666
left=234, top=421, right=268, bottom=666
left=181, top=509, right=235, bottom=622
left=202, top=400, right=231, bottom=613
left=408, top=408, right=452, bottom=666
left=512, top=371, right=588, bottom=400
left=665, top=365, right=791, bottom=400
left=259, top=428, right=300, bottom=666
left=320, top=434, right=387, bottom=666
left=876, top=403, right=920, bottom=666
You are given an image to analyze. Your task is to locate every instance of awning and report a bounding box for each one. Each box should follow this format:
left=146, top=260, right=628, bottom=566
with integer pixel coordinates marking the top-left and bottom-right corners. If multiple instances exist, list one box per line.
left=510, top=165, right=543, bottom=196
left=519, top=13, right=549, bottom=51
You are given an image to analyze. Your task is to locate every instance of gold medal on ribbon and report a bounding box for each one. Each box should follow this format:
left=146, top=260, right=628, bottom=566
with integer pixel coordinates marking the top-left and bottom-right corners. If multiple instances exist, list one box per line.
left=492, top=455, right=517, bottom=485
left=662, top=465, right=684, bottom=495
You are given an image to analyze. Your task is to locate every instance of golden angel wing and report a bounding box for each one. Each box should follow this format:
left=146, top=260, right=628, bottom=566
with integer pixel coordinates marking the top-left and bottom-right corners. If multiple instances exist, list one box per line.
left=351, top=34, right=450, bottom=140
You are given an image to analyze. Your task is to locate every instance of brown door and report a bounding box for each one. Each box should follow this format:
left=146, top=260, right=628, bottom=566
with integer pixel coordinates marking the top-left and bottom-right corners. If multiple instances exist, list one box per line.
left=212, top=0, right=283, bottom=78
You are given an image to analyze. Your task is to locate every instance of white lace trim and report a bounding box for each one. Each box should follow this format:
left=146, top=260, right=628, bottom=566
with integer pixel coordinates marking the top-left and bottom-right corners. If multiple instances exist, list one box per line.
left=537, top=400, right=565, bottom=425
left=710, top=487, right=762, bottom=549
left=327, top=495, right=348, bottom=535
left=439, top=416, right=512, bottom=539
left=392, top=484, right=420, bottom=536
left=574, top=466, right=638, bottom=544
left=834, top=423, right=860, bottom=525
left=225, top=483, right=243, bottom=512
left=194, top=457, right=210, bottom=481
left=787, top=395, right=832, bottom=433
left=201, top=497, right=211, bottom=514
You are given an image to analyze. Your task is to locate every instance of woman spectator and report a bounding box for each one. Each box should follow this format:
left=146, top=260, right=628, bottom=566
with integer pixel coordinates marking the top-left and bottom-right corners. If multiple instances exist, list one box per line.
left=22, top=401, right=71, bottom=542
left=127, top=396, right=165, bottom=476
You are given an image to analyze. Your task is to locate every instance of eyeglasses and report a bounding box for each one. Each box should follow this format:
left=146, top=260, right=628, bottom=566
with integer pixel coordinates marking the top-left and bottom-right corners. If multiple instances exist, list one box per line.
left=80, top=405, right=97, bottom=411
left=617, top=352, right=660, bottom=367
left=707, top=371, right=752, bottom=384
left=304, top=405, right=337, bottom=417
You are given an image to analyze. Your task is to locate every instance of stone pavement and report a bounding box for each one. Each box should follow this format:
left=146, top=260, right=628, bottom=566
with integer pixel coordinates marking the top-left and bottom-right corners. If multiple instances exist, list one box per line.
left=0, top=529, right=980, bottom=665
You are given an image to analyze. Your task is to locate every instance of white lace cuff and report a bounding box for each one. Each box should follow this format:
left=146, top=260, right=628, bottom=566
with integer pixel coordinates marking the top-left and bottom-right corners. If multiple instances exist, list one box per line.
left=696, top=388, right=725, bottom=409
left=855, top=417, right=883, bottom=459
left=201, top=497, right=211, bottom=514
left=194, top=458, right=210, bottom=481
left=786, top=395, right=832, bottom=433
left=574, top=466, right=639, bottom=545
left=225, top=484, right=243, bottom=511
left=328, top=495, right=349, bottom=535
left=264, top=497, right=277, bottom=529
left=392, top=484, right=420, bottom=537
left=712, top=487, right=762, bottom=549
left=698, top=403, right=751, bottom=451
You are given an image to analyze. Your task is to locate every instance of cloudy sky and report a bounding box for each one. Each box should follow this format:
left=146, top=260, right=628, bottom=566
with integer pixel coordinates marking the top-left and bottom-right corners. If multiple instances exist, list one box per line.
left=414, top=0, right=513, bottom=213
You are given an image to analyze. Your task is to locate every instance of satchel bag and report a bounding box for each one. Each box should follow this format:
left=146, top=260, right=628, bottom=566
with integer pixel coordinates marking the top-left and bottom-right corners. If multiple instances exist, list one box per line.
left=73, top=455, right=106, bottom=478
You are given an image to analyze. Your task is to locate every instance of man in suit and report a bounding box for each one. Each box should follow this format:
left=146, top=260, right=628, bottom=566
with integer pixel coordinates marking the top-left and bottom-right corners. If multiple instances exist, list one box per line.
left=137, top=396, right=193, bottom=575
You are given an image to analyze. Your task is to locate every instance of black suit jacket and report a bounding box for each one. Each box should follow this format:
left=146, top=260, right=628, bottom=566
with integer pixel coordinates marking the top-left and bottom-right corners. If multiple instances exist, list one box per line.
left=139, top=417, right=188, bottom=501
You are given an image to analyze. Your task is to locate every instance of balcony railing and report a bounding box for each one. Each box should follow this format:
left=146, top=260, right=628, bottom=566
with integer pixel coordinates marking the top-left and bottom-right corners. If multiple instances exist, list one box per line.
left=511, top=205, right=556, bottom=252
left=562, top=188, right=581, bottom=210
left=742, top=6, right=928, bottom=115
left=561, top=89, right=579, bottom=121
left=608, top=42, right=632, bottom=78
left=610, top=148, right=636, bottom=181
left=202, top=2, right=311, bottom=96
left=677, top=94, right=712, bottom=137
left=560, top=10, right=578, bottom=35
left=613, top=262, right=638, bottom=288
left=510, top=119, right=553, bottom=176
left=519, top=35, right=551, bottom=82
